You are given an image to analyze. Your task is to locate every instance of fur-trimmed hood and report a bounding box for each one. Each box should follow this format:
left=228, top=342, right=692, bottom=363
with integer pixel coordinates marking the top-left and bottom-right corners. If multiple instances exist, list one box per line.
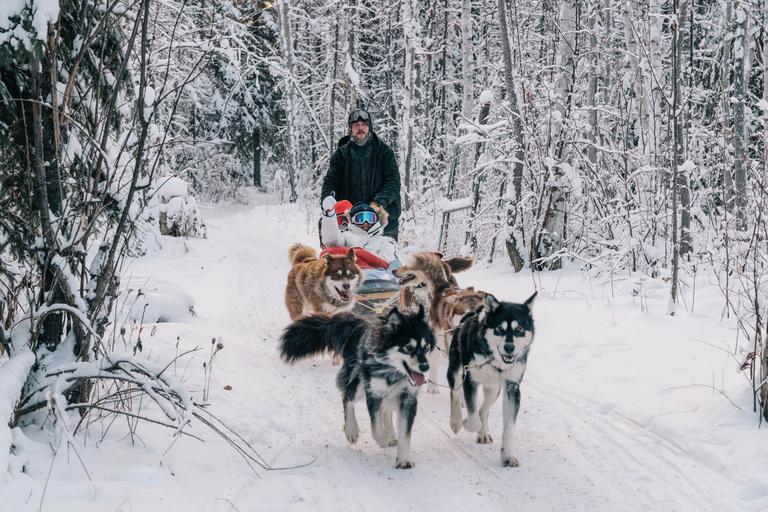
left=343, top=203, right=388, bottom=236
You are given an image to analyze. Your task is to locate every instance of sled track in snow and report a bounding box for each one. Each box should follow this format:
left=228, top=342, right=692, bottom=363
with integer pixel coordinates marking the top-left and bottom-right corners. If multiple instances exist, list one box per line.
left=525, top=378, right=733, bottom=511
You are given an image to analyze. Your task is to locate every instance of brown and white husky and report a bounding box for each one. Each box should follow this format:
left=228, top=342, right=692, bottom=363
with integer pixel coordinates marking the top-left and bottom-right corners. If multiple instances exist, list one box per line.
left=284, top=243, right=363, bottom=321
left=398, top=254, right=475, bottom=312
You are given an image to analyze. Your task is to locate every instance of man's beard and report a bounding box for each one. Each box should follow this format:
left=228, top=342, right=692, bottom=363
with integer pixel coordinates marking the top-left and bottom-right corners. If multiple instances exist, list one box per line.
left=352, top=131, right=371, bottom=146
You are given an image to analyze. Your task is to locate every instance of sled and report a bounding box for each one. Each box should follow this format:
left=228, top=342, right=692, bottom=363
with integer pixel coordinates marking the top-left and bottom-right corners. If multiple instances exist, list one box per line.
left=353, top=278, right=401, bottom=316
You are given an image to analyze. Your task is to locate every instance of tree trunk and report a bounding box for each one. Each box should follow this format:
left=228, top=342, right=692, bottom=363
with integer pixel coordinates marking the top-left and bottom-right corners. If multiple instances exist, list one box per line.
left=277, top=0, right=298, bottom=202
left=466, top=99, right=491, bottom=253
left=498, top=0, right=525, bottom=271
left=669, top=0, right=683, bottom=313
left=731, top=3, right=748, bottom=227
left=31, top=55, right=62, bottom=352
left=402, top=0, right=416, bottom=211
left=537, top=0, right=578, bottom=270
left=460, top=0, right=473, bottom=123
left=329, top=20, right=340, bottom=160
left=253, top=128, right=261, bottom=187
left=677, top=0, right=691, bottom=255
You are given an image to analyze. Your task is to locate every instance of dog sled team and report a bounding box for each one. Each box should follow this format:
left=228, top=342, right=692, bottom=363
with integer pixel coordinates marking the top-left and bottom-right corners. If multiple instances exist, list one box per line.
left=280, top=108, right=538, bottom=469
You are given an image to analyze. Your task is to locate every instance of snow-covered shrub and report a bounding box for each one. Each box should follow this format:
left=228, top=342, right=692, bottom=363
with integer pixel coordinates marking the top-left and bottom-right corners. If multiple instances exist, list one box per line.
left=154, top=176, right=205, bottom=239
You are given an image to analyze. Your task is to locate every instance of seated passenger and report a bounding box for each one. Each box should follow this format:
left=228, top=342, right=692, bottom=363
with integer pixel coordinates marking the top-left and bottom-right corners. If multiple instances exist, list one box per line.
left=321, top=197, right=398, bottom=267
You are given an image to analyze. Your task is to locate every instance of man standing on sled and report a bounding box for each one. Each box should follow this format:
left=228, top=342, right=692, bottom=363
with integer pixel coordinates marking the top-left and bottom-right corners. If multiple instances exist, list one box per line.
left=321, top=108, right=402, bottom=241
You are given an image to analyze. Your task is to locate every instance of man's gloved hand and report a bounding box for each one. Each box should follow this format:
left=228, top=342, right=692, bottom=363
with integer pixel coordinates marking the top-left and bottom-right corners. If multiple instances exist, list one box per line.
left=322, top=196, right=337, bottom=216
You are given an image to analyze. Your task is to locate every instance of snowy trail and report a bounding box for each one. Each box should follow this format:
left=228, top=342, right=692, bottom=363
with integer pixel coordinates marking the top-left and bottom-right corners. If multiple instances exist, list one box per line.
left=12, top=197, right=756, bottom=512
left=189, top=200, right=753, bottom=512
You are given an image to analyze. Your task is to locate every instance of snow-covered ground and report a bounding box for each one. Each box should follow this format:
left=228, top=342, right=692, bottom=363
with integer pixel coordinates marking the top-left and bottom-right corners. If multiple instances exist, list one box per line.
left=3, top=192, right=766, bottom=512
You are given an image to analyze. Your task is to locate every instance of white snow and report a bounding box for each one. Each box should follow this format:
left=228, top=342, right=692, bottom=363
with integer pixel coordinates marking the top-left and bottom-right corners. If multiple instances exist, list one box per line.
left=436, top=196, right=473, bottom=213
left=155, top=176, right=189, bottom=201
left=479, top=90, right=494, bottom=104
left=344, top=55, right=359, bottom=88
left=144, top=85, right=156, bottom=107
left=679, top=160, right=697, bottom=172
left=2, top=192, right=767, bottom=512
left=1, top=0, right=60, bottom=46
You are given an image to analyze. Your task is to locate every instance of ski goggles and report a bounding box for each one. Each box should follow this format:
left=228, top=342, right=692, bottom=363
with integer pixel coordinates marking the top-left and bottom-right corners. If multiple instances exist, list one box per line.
left=348, top=109, right=370, bottom=124
left=351, top=211, right=377, bottom=225
left=337, top=215, right=349, bottom=227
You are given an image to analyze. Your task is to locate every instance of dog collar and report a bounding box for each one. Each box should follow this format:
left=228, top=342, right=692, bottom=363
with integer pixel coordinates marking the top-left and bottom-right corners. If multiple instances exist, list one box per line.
left=463, top=354, right=495, bottom=372
left=414, top=282, right=427, bottom=289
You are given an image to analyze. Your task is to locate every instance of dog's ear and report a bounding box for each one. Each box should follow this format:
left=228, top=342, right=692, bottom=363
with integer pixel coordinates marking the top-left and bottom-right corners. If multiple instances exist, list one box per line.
left=431, top=251, right=444, bottom=259
left=524, top=292, right=537, bottom=311
left=484, top=293, right=500, bottom=313
left=465, top=286, right=474, bottom=291
left=445, top=295, right=457, bottom=305
left=386, top=307, right=404, bottom=329
left=346, top=248, right=356, bottom=262
left=416, top=304, right=426, bottom=320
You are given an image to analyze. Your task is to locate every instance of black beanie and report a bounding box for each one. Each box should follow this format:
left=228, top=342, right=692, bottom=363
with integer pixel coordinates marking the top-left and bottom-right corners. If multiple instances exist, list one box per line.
left=348, top=109, right=373, bottom=132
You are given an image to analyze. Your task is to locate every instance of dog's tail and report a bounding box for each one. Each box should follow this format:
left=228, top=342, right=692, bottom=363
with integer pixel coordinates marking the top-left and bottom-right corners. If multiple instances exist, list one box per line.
left=445, top=255, right=475, bottom=274
left=279, top=312, right=367, bottom=364
left=288, top=242, right=317, bottom=265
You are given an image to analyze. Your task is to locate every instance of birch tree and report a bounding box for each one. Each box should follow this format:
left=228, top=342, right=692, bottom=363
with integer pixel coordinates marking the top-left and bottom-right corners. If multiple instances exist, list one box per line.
left=277, top=0, right=299, bottom=202
left=536, top=0, right=578, bottom=270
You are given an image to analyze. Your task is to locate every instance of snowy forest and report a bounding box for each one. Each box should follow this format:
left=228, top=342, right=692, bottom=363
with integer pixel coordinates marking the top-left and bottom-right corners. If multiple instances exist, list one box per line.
left=2, top=0, right=768, bottom=486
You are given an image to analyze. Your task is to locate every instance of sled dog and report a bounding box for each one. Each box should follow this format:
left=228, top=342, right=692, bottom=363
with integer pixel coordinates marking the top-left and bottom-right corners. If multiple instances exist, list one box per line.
left=279, top=307, right=435, bottom=469
left=398, top=254, right=475, bottom=312
left=284, top=242, right=363, bottom=321
left=447, top=292, right=536, bottom=467
left=393, top=251, right=486, bottom=393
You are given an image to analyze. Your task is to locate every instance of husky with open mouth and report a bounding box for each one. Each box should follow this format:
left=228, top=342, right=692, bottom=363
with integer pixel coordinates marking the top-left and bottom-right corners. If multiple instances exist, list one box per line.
left=284, top=242, right=363, bottom=321
left=393, top=251, right=486, bottom=394
left=279, top=306, right=435, bottom=468
left=447, top=292, right=536, bottom=467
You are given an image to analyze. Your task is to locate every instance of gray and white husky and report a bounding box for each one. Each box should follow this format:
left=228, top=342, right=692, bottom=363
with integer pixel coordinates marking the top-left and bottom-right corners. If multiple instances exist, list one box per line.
left=447, top=292, right=536, bottom=467
left=279, top=307, right=436, bottom=469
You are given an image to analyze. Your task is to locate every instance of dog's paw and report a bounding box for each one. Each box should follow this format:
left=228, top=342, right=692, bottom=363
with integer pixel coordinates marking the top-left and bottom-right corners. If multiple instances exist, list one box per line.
left=501, top=454, right=520, bottom=467
left=450, top=417, right=462, bottom=434
left=463, top=416, right=481, bottom=433
left=426, top=383, right=440, bottom=394
left=373, top=432, right=392, bottom=448
left=331, top=354, right=342, bottom=366
left=476, top=433, right=493, bottom=444
left=344, top=425, right=359, bottom=444
left=395, top=458, right=415, bottom=469
left=386, top=438, right=398, bottom=447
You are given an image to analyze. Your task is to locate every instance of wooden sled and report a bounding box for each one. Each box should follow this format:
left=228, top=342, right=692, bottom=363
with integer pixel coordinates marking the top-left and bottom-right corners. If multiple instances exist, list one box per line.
left=352, top=279, right=401, bottom=316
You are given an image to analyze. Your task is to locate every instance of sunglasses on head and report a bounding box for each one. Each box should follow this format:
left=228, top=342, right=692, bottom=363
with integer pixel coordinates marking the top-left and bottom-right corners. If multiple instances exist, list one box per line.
left=349, top=109, right=370, bottom=124
left=352, top=211, right=377, bottom=225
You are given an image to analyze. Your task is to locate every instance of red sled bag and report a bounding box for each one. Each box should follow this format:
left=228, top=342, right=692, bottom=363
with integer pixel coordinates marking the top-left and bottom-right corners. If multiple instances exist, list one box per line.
left=320, top=246, right=389, bottom=270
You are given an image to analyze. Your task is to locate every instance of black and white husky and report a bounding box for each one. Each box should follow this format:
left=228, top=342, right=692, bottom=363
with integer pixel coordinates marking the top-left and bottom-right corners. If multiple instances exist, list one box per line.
left=447, top=292, right=536, bottom=467
left=279, top=307, right=436, bottom=469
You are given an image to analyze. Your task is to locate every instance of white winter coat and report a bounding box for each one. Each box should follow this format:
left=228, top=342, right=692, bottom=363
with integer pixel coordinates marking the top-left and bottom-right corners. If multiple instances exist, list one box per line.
left=321, top=211, right=397, bottom=265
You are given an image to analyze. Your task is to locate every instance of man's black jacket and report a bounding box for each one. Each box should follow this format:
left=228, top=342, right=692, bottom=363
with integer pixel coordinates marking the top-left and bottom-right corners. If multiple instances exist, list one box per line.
left=322, top=132, right=401, bottom=240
